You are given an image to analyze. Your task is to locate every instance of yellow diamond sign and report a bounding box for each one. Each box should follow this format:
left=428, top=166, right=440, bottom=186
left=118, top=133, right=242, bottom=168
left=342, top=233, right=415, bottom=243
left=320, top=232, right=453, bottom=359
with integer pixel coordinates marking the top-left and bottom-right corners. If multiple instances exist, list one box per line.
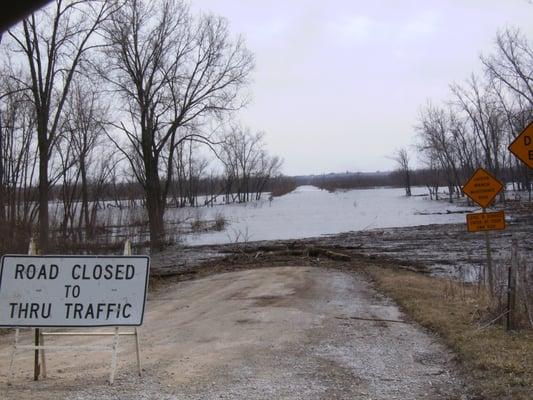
left=509, top=121, right=533, bottom=169
left=462, top=168, right=503, bottom=209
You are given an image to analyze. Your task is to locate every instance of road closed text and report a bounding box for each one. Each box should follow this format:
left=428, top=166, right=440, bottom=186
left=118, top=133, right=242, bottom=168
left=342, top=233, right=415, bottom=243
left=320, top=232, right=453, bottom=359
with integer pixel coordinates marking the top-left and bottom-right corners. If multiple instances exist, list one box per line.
left=13, top=263, right=136, bottom=280
left=0, top=256, right=149, bottom=327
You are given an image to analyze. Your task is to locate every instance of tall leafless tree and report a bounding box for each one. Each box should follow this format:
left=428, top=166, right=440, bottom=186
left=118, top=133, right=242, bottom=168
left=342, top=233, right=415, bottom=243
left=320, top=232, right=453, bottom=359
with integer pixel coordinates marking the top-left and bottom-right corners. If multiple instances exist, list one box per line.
left=0, top=71, right=39, bottom=249
left=63, top=81, right=108, bottom=238
left=482, top=28, right=533, bottom=108
left=218, top=125, right=281, bottom=203
left=101, top=0, right=253, bottom=249
left=4, top=0, right=116, bottom=251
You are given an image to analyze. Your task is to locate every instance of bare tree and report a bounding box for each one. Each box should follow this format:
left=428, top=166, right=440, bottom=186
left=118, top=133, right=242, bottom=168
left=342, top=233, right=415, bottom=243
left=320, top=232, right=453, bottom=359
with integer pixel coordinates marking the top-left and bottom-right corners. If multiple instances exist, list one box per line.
left=218, top=126, right=281, bottom=202
left=0, top=72, right=39, bottom=250
left=101, top=0, right=253, bottom=249
left=451, top=76, right=506, bottom=178
left=252, top=152, right=282, bottom=200
left=172, top=139, right=209, bottom=207
left=417, top=103, right=463, bottom=202
left=63, top=81, right=108, bottom=238
left=482, top=28, right=533, bottom=108
left=415, top=27, right=533, bottom=207
left=391, top=148, right=411, bottom=196
left=4, top=0, right=116, bottom=251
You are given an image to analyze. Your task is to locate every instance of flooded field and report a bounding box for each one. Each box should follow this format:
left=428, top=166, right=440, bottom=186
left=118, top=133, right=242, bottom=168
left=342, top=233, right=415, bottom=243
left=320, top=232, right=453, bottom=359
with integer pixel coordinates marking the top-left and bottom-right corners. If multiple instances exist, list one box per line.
left=183, top=185, right=475, bottom=245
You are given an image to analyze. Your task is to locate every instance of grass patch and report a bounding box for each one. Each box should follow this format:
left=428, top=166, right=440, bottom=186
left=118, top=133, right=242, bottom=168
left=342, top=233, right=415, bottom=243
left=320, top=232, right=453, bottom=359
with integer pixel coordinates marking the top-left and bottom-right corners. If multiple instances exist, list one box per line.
left=362, top=264, right=532, bottom=400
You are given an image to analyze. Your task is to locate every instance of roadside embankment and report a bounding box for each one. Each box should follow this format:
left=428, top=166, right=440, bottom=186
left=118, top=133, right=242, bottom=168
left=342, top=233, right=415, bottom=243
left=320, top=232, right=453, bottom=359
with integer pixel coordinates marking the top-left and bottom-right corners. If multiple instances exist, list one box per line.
left=362, top=264, right=533, bottom=400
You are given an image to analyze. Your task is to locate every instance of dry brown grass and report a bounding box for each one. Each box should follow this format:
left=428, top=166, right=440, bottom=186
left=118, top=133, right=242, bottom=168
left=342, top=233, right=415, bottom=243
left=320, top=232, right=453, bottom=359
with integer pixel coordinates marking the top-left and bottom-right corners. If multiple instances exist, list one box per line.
left=362, top=264, right=533, bottom=400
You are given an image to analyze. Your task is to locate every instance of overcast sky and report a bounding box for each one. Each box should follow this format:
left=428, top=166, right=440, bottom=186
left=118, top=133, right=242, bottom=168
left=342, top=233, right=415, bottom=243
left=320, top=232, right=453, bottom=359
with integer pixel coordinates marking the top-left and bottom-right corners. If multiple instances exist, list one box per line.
left=191, top=0, right=533, bottom=175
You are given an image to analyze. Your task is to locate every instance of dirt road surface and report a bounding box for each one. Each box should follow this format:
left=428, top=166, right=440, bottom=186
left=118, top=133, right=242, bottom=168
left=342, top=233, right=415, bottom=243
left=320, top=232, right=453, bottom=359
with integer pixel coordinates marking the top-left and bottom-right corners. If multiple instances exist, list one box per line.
left=0, top=266, right=469, bottom=399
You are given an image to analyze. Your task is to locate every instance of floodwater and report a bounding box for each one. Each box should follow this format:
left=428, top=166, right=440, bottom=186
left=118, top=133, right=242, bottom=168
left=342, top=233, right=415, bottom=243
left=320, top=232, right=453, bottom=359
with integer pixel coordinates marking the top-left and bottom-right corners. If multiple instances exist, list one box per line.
left=183, top=185, right=475, bottom=246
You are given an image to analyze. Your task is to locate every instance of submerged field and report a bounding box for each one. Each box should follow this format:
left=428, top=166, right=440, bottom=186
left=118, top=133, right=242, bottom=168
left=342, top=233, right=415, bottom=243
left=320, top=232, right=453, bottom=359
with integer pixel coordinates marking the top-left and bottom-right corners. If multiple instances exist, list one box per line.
left=46, top=185, right=476, bottom=249
left=183, top=185, right=475, bottom=245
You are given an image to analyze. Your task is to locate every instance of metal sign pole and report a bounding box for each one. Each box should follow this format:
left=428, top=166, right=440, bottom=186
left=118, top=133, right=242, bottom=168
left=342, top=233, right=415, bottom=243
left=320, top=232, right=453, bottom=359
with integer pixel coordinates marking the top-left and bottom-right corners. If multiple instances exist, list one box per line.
left=507, top=238, right=518, bottom=331
left=482, top=208, right=494, bottom=293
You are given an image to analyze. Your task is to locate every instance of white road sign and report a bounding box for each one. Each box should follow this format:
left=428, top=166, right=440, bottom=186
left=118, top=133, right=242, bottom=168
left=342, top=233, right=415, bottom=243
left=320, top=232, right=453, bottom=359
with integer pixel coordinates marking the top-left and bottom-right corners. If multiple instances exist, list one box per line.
left=0, top=255, right=150, bottom=327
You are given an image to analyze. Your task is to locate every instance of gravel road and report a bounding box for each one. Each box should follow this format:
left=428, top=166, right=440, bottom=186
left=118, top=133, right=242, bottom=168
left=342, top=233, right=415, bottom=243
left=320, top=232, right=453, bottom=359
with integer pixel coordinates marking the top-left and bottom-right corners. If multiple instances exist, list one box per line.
left=0, top=266, right=470, bottom=399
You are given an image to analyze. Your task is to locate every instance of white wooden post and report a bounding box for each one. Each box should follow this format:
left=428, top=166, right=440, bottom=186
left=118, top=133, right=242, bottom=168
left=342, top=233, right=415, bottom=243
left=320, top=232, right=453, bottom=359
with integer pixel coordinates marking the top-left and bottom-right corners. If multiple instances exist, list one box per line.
left=40, top=331, right=47, bottom=378
left=7, top=328, right=19, bottom=385
left=8, top=238, right=38, bottom=385
left=124, top=239, right=143, bottom=377
left=109, top=327, right=120, bottom=384
left=134, top=328, right=142, bottom=377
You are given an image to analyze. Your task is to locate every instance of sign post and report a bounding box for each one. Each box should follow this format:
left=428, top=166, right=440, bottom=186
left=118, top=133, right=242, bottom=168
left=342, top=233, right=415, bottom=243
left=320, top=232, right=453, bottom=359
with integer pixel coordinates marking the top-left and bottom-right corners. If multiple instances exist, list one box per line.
left=506, top=122, right=531, bottom=330
left=462, top=168, right=504, bottom=292
left=27, top=239, right=40, bottom=381
left=1, top=241, right=149, bottom=384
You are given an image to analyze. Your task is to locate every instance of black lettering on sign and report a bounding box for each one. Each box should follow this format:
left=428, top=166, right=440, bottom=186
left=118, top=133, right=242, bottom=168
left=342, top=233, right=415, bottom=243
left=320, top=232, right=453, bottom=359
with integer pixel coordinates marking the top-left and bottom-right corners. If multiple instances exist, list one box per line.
left=525, top=135, right=531, bottom=146
left=115, top=264, right=124, bottom=279
left=63, top=303, right=134, bottom=320
left=93, top=264, right=103, bottom=279
left=74, top=303, right=83, bottom=319
left=70, top=264, right=136, bottom=280
left=126, top=265, right=135, bottom=279
left=104, top=264, right=114, bottom=279
left=123, top=303, right=132, bottom=318
left=13, top=264, right=59, bottom=279
left=72, top=264, right=82, bottom=279
left=85, top=303, right=95, bottom=319
left=15, top=264, right=24, bottom=279
left=9, top=303, right=51, bottom=319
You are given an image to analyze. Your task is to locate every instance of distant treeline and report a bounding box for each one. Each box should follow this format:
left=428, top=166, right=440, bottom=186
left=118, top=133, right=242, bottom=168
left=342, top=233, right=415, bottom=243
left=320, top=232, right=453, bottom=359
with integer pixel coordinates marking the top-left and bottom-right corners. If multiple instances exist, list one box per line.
left=37, top=166, right=530, bottom=206
left=297, top=168, right=531, bottom=200
left=42, top=174, right=298, bottom=206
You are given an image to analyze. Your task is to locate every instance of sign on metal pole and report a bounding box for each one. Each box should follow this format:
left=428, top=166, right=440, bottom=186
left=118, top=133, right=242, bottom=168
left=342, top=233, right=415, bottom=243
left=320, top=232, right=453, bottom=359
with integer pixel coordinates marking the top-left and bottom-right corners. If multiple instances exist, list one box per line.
left=0, top=255, right=150, bottom=327
left=462, top=168, right=503, bottom=208
left=462, top=168, right=505, bottom=293
left=508, top=121, right=533, bottom=169
left=466, top=210, right=506, bottom=232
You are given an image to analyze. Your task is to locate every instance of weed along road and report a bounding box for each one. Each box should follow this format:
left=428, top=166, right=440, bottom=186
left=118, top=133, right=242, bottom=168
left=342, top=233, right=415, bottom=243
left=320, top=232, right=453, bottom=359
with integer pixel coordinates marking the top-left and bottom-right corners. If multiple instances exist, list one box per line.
left=0, top=265, right=468, bottom=399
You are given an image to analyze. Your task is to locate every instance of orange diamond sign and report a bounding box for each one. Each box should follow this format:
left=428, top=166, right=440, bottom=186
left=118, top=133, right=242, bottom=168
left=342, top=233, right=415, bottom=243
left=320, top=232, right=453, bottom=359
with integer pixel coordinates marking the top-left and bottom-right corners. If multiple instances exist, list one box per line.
left=462, top=168, right=503, bottom=209
left=509, top=121, right=533, bottom=169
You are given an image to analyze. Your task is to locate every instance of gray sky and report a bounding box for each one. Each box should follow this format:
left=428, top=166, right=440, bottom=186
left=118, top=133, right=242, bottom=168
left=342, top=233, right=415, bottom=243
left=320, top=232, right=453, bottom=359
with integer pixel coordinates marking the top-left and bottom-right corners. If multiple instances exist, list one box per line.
left=191, top=0, right=533, bottom=175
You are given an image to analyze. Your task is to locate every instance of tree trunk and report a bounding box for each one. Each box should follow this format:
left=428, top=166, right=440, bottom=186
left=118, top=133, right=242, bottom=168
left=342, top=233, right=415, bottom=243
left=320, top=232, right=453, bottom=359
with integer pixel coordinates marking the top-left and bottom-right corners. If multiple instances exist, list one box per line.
left=145, top=191, right=165, bottom=250
left=0, top=112, right=5, bottom=224
left=144, top=152, right=165, bottom=250
left=38, top=140, right=49, bottom=252
left=405, top=170, right=411, bottom=196
left=79, top=157, right=91, bottom=239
